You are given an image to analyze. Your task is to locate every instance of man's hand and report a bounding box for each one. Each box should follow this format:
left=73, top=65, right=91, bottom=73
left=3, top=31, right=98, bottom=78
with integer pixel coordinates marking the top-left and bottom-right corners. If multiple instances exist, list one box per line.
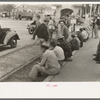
left=36, top=61, right=39, bottom=64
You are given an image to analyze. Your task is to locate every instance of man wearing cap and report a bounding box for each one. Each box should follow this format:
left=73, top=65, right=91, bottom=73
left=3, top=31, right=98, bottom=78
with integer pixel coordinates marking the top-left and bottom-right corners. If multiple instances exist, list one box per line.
left=33, top=17, right=49, bottom=45
left=59, top=20, right=69, bottom=40
left=29, top=42, right=61, bottom=81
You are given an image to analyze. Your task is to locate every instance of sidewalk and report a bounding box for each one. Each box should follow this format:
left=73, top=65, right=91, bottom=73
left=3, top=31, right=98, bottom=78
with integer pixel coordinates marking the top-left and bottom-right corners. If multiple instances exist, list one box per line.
left=50, top=38, right=100, bottom=82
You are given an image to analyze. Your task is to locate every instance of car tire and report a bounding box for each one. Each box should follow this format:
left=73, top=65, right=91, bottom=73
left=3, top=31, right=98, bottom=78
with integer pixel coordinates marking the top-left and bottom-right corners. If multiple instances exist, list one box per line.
left=28, top=28, right=34, bottom=34
left=9, top=37, right=17, bottom=48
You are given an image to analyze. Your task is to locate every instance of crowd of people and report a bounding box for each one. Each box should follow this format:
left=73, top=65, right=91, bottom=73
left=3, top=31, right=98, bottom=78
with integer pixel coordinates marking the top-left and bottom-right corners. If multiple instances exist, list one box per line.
left=28, top=13, right=94, bottom=81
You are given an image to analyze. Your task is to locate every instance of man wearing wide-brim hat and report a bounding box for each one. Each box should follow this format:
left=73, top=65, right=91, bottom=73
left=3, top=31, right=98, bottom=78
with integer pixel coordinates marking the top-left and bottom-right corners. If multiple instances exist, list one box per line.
left=29, top=41, right=61, bottom=81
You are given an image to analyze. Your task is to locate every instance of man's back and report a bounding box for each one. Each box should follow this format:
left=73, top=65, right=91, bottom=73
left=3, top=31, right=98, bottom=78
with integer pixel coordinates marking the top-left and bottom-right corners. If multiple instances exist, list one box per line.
left=53, top=46, right=65, bottom=61
left=34, top=23, right=49, bottom=41
left=43, top=49, right=61, bottom=69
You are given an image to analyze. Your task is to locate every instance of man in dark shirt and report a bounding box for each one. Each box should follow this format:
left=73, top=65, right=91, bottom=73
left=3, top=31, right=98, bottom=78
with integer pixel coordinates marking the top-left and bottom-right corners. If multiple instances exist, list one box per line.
left=57, top=35, right=72, bottom=61
left=76, top=28, right=84, bottom=47
left=59, top=20, right=69, bottom=40
left=33, top=18, right=49, bottom=45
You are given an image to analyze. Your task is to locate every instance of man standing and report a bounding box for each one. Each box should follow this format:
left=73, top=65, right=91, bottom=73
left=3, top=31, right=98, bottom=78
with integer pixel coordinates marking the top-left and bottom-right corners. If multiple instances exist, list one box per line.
left=59, top=20, right=69, bottom=40
left=94, top=16, right=100, bottom=39
left=65, top=13, right=71, bottom=28
left=92, top=16, right=99, bottom=39
left=33, top=18, right=49, bottom=45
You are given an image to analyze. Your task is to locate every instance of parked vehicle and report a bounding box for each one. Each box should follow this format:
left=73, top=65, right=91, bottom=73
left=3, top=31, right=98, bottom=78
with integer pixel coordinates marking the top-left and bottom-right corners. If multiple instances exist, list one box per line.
left=27, top=21, right=36, bottom=34
left=0, top=28, right=20, bottom=48
left=76, top=16, right=84, bottom=25
left=15, top=11, right=33, bottom=20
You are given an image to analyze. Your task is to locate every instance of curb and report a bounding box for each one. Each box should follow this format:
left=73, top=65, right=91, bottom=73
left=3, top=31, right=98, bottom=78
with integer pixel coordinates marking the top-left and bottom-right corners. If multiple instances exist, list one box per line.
left=43, top=50, right=78, bottom=82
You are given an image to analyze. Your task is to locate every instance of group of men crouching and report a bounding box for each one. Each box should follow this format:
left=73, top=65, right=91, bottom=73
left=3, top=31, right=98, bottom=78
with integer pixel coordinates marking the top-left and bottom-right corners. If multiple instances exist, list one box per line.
left=29, top=16, right=91, bottom=81
left=29, top=36, right=72, bottom=81
left=29, top=29, right=90, bottom=81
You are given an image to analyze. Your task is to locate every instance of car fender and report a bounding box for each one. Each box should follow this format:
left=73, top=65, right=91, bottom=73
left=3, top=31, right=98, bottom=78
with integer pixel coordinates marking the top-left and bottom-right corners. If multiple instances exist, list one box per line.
left=3, top=31, right=18, bottom=45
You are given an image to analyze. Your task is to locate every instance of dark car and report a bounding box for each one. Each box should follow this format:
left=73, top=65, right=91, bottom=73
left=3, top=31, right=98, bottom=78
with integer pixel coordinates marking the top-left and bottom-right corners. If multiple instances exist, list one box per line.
left=0, top=27, right=20, bottom=48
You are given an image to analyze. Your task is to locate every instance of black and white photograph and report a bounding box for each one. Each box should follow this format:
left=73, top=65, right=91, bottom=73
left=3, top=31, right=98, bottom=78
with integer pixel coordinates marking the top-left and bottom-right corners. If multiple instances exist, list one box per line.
left=1, top=1, right=100, bottom=98
left=0, top=2, right=100, bottom=82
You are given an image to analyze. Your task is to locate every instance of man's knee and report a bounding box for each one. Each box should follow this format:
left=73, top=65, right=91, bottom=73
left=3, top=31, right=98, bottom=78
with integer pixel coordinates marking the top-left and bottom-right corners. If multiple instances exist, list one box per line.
left=34, top=64, right=41, bottom=70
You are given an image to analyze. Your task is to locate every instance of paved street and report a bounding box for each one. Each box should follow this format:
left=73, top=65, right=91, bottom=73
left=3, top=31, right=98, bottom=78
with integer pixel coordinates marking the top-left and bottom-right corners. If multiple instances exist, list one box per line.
left=51, top=38, right=100, bottom=82
left=0, top=18, right=35, bottom=56
left=1, top=18, right=100, bottom=82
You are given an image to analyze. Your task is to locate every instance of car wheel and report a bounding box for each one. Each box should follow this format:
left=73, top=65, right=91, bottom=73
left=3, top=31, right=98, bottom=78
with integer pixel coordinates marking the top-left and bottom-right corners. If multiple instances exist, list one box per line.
left=28, top=28, right=34, bottom=34
left=9, top=37, right=17, bottom=48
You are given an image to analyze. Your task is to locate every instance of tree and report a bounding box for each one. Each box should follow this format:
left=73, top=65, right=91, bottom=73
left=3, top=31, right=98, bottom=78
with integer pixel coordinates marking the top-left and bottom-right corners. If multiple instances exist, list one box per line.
left=1, top=4, right=15, bottom=12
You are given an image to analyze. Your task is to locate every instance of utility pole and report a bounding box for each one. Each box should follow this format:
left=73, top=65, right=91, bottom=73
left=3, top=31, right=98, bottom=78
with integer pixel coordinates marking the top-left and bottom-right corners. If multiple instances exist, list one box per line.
left=89, top=4, right=92, bottom=18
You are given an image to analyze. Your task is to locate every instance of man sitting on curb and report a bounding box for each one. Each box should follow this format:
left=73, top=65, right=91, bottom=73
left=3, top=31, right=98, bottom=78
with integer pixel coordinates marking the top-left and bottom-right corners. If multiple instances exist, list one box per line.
left=81, top=28, right=89, bottom=42
left=70, top=33, right=80, bottom=51
left=29, top=42, right=61, bottom=81
left=76, top=28, right=84, bottom=47
left=49, top=39, right=65, bottom=66
left=57, top=34, right=73, bottom=61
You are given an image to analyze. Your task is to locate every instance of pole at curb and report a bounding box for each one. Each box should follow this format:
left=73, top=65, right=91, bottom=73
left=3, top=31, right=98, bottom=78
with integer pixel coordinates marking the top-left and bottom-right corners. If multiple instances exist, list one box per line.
left=92, top=28, right=94, bottom=38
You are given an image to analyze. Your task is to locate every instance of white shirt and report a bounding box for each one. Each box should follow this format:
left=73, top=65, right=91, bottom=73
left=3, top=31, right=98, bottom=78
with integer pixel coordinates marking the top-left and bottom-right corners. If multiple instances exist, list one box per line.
left=53, top=46, right=65, bottom=61
left=39, top=49, right=60, bottom=69
left=71, top=18, right=76, bottom=24
left=81, top=31, right=88, bottom=39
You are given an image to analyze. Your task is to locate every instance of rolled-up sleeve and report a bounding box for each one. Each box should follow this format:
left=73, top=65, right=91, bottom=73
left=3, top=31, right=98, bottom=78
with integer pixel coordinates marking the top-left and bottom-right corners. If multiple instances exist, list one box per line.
left=38, top=53, right=47, bottom=66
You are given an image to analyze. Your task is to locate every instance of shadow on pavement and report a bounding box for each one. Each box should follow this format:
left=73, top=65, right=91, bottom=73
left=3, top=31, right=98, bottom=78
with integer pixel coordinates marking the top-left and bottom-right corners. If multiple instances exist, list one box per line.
left=0, top=46, right=12, bottom=52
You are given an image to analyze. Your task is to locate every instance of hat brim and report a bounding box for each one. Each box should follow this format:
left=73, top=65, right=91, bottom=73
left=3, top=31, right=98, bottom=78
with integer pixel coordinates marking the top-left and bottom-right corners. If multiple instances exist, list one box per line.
left=72, top=34, right=77, bottom=37
left=41, top=42, right=49, bottom=47
left=57, top=37, right=64, bottom=40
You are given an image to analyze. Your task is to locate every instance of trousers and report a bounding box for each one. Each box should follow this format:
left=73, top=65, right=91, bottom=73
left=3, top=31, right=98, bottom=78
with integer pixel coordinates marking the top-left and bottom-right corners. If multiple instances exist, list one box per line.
left=29, top=64, right=60, bottom=80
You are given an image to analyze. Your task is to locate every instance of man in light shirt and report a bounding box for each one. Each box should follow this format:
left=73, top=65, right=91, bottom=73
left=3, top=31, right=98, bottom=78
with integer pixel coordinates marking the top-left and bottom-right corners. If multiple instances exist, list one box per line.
left=49, top=39, right=65, bottom=65
left=81, top=28, right=88, bottom=42
left=29, top=42, right=60, bottom=81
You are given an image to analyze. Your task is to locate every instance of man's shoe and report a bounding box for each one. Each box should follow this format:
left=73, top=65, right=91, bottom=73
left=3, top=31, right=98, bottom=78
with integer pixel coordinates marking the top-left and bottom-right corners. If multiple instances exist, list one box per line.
left=93, top=54, right=97, bottom=56
left=93, top=58, right=99, bottom=61
left=93, top=58, right=97, bottom=61
left=96, top=61, right=100, bottom=64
